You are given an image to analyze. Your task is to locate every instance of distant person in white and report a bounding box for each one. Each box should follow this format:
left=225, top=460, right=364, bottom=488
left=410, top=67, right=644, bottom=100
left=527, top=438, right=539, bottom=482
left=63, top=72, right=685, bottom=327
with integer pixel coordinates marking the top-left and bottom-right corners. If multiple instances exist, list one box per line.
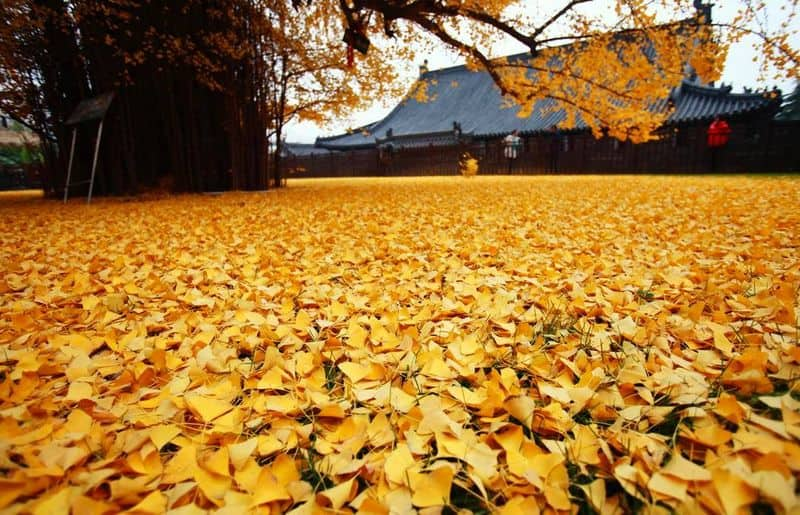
left=503, top=130, right=521, bottom=173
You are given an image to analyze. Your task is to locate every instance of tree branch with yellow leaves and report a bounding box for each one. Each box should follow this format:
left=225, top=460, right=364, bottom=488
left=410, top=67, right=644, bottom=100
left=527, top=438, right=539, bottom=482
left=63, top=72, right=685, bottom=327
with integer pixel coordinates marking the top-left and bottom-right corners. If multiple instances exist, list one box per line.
left=321, top=0, right=798, bottom=141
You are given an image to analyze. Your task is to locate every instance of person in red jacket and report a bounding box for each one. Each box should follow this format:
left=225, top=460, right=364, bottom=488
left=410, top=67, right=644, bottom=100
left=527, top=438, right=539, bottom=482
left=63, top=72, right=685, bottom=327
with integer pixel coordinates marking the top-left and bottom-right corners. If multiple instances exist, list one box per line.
left=707, top=116, right=731, bottom=171
left=707, top=117, right=731, bottom=147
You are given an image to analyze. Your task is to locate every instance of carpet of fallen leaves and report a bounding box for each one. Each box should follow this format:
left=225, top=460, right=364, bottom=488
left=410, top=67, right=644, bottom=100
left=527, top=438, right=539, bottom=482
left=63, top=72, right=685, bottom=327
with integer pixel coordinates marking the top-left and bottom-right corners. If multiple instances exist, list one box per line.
left=1, top=176, right=799, bottom=515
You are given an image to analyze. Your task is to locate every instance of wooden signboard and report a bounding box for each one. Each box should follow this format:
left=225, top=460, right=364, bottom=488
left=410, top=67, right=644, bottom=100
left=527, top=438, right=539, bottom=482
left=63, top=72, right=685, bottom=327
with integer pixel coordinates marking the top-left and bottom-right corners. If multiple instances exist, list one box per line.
left=65, top=92, right=115, bottom=126
left=63, top=92, right=114, bottom=203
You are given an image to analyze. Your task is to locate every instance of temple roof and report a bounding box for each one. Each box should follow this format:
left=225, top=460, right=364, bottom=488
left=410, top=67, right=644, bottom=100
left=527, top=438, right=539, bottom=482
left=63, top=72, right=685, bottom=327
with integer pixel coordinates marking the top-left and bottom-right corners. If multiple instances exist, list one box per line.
left=315, top=60, right=778, bottom=150
left=663, top=81, right=779, bottom=122
left=282, top=142, right=335, bottom=157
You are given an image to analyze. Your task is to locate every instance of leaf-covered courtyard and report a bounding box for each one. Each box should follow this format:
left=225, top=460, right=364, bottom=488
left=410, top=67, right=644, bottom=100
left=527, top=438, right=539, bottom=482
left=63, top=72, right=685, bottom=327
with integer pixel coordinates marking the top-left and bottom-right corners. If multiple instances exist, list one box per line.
left=1, top=176, right=799, bottom=514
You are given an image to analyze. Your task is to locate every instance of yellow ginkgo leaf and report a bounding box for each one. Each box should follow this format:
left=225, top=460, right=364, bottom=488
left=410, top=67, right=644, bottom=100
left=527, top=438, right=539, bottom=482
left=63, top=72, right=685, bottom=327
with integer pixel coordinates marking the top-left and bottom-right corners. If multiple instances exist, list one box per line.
left=64, top=381, right=93, bottom=402
left=498, top=496, right=541, bottom=515
left=162, top=445, right=197, bottom=484
left=384, top=444, right=416, bottom=485
left=252, top=468, right=291, bottom=505
left=661, top=453, right=711, bottom=482
left=32, top=486, right=77, bottom=515
left=127, top=490, right=167, bottom=514
left=228, top=438, right=258, bottom=470
left=648, top=472, right=688, bottom=502
left=409, top=465, right=454, bottom=508
left=201, top=447, right=230, bottom=477
left=185, top=393, right=233, bottom=423
left=316, top=477, right=357, bottom=509
left=148, top=424, right=181, bottom=450
left=712, top=468, right=758, bottom=515
left=194, top=467, right=231, bottom=505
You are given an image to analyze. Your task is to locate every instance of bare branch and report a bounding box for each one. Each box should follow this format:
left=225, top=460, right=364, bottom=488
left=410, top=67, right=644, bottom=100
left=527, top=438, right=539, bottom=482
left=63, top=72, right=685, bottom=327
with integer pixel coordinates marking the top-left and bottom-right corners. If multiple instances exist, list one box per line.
left=409, top=15, right=514, bottom=98
left=532, top=0, right=593, bottom=40
left=709, top=22, right=800, bottom=70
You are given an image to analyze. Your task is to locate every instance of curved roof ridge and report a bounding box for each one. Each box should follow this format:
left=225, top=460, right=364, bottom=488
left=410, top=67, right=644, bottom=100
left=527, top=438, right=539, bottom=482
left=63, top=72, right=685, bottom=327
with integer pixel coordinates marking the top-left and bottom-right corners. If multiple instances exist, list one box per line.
left=420, top=51, right=533, bottom=79
left=316, top=119, right=380, bottom=143
left=678, top=80, right=775, bottom=100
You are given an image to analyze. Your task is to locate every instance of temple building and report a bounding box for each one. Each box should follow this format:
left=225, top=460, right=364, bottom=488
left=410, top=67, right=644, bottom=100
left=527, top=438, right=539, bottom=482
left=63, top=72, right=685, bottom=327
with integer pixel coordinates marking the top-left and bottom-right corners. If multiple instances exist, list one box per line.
left=283, top=17, right=798, bottom=176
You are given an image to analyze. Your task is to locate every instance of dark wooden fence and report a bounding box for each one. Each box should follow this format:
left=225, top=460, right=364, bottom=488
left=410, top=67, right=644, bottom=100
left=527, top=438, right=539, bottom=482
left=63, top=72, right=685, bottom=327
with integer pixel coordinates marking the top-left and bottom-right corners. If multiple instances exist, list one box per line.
left=0, top=164, right=42, bottom=190
left=283, top=119, right=800, bottom=178
left=4, top=120, right=796, bottom=192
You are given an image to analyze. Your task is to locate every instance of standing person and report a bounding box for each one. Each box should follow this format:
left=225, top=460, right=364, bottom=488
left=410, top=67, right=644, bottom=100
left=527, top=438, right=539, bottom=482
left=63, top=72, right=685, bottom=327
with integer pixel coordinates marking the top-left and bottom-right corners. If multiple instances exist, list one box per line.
left=503, top=130, right=521, bottom=174
left=707, top=116, right=731, bottom=172
left=548, top=125, right=561, bottom=173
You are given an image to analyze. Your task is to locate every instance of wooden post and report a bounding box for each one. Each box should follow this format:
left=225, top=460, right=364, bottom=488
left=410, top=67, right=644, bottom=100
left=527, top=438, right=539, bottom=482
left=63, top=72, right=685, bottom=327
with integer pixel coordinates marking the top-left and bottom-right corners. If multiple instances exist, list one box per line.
left=63, top=128, right=77, bottom=203
left=87, top=119, right=104, bottom=204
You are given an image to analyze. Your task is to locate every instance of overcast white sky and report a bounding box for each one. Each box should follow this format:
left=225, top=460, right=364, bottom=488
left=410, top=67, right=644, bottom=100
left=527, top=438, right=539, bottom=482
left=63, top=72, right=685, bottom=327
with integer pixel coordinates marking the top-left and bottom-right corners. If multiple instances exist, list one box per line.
left=286, top=1, right=799, bottom=143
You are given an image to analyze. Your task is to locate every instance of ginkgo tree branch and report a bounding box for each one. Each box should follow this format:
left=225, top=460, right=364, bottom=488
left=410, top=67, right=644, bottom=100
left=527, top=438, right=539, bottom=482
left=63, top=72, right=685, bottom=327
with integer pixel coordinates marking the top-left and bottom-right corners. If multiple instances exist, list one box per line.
left=285, top=96, right=348, bottom=120
left=334, top=0, right=678, bottom=133
left=498, top=60, right=643, bottom=102
left=350, top=0, right=540, bottom=52
left=709, top=22, right=800, bottom=69
left=284, top=62, right=345, bottom=80
left=531, top=0, right=593, bottom=40
left=435, top=4, right=539, bottom=52
left=409, top=15, right=514, bottom=98
left=407, top=15, right=636, bottom=132
left=533, top=89, right=614, bottom=128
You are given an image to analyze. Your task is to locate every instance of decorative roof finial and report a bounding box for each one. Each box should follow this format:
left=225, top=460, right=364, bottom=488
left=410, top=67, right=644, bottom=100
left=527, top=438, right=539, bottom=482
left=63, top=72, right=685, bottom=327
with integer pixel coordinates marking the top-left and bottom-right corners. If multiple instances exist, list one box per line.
left=693, top=0, right=712, bottom=24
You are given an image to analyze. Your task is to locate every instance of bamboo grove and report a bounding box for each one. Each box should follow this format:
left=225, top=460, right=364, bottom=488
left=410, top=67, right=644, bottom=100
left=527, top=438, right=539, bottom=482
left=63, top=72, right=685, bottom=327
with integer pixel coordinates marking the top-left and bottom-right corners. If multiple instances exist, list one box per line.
left=0, top=0, right=399, bottom=195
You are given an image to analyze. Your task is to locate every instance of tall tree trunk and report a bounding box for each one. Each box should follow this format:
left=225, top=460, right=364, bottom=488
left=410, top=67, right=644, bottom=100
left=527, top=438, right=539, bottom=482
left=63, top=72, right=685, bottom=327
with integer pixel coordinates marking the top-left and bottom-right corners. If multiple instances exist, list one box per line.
left=34, top=0, right=89, bottom=197
left=272, top=56, right=289, bottom=189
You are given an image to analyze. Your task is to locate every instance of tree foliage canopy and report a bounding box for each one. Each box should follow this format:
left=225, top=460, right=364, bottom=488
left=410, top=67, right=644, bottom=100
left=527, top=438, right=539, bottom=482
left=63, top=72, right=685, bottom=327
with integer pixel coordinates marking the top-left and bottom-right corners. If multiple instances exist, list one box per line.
left=327, top=0, right=798, bottom=141
left=0, top=0, right=797, bottom=193
left=0, top=0, right=400, bottom=194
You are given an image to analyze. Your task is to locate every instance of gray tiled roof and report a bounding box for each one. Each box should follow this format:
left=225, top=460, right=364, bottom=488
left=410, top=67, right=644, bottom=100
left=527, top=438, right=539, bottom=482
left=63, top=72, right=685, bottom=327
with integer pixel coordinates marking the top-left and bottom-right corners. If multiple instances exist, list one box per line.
left=282, top=142, right=334, bottom=157
left=665, top=81, right=777, bottom=122
left=317, top=61, right=549, bottom=149
left=316, top=60, right=778, bottom=150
